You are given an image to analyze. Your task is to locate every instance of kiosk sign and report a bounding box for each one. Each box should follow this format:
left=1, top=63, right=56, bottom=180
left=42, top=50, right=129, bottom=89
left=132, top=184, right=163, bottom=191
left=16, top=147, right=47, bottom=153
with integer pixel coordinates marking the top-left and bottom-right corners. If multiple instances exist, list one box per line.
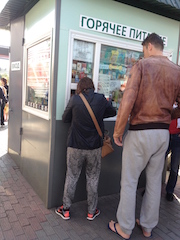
left=11, top=61, right=21, bottom=71
left=80, top=15, right=168, bottom=46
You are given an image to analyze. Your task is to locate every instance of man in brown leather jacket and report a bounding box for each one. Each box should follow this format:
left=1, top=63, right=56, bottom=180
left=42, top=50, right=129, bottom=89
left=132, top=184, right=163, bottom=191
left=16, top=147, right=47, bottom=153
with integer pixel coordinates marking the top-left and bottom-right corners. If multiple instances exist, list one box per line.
left=108, top=33, right=180, bottom=239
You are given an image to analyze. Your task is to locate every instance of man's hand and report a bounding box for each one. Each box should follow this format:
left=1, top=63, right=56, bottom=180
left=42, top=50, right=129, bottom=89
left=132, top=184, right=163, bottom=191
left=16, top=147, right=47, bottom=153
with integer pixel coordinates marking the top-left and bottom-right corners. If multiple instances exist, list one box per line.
left=114, top=136, right=123, bottom=146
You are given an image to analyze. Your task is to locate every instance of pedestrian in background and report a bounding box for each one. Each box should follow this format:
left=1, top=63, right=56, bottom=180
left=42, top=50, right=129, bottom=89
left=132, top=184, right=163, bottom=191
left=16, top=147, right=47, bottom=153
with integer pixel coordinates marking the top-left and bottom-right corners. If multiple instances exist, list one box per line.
left=0, top=85, right=7, bottom=126
left=108, top=33, right=180, bottom=239
left=55, top=77, right=116, bottom=221
left=1, top=78, right=9, bottom=123
left=166, top=116, right=180, bottom=201
left=0, top=78, right=8, bottom=126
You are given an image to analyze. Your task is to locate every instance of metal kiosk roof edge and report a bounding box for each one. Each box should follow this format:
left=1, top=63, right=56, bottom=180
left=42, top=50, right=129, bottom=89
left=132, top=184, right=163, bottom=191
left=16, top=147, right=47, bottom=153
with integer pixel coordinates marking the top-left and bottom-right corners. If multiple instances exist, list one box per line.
left=0, top=0, right=39, bottom=29
left=114, top=0, right=180, bottom=21
left=0, top=0, right=180, bottom=30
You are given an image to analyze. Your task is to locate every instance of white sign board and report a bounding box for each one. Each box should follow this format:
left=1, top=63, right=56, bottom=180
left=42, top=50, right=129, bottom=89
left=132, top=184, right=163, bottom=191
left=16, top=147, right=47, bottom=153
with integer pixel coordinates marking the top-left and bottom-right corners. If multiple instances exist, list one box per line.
left=80, top=15, right=168, bottom=47
left=11, top=61, right=21, bottom=71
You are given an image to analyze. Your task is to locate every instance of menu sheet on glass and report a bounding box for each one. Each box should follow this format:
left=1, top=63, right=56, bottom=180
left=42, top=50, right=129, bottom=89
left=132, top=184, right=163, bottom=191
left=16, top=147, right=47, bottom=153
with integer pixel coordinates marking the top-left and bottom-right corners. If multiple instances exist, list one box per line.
left=98, top=45, right=142, bottom=111
left=72, top=40, right=94, bottom=84
left=26, top=38, right=51, bottom=112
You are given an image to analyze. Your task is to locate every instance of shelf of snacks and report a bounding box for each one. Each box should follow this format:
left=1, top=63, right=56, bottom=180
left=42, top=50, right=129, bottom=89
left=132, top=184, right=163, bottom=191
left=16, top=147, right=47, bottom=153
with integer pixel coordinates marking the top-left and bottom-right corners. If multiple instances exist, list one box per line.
left=97, top=45, right=142, bottom=111
left=71, top=60, right=93, bottom=83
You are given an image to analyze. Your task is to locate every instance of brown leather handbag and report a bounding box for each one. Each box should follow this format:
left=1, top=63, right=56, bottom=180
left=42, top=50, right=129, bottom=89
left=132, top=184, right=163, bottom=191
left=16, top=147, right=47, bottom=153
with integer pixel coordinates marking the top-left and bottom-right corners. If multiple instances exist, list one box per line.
left=79, top=93, right=114, bottom=158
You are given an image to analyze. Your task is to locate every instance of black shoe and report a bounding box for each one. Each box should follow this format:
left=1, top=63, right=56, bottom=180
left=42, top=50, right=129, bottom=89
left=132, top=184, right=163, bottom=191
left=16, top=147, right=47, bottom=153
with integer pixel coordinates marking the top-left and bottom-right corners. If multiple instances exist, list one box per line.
left=87, top=209, right=100, bottom=220
left=55, top=205, right=70, bottom=220
left=1, top=123, right=5, bottom=125
left=166, top=193, right=174, bottom=201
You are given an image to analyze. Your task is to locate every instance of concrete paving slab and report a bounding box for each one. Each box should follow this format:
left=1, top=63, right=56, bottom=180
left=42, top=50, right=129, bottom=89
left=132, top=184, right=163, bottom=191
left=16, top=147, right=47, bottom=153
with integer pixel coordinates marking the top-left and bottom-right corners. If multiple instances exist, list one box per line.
left=0, top=127, right=180, bottom=239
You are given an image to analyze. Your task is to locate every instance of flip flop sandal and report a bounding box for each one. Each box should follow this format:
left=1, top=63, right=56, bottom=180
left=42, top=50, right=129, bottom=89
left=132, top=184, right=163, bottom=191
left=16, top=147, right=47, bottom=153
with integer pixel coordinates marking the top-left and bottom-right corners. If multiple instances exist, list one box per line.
left=108, top=222, right=130, bottom=240
left=136, top=220, right=152, bottom=238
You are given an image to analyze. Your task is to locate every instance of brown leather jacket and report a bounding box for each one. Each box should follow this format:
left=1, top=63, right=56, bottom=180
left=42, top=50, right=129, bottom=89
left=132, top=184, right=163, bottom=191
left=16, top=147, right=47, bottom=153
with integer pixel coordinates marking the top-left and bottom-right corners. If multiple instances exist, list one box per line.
left=114, top=55, right=180, bottom=138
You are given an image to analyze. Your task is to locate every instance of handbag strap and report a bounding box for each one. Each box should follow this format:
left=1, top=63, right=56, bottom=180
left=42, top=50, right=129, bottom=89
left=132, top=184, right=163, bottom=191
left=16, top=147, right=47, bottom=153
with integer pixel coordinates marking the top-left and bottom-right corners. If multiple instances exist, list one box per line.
left=79, top=93, right=103, bottom=137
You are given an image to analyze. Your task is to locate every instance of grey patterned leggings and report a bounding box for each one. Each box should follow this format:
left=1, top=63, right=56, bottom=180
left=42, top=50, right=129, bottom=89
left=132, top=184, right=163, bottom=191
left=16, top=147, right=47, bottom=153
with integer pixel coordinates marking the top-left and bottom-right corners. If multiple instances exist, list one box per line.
left=63, top=147, right=101, bottom=214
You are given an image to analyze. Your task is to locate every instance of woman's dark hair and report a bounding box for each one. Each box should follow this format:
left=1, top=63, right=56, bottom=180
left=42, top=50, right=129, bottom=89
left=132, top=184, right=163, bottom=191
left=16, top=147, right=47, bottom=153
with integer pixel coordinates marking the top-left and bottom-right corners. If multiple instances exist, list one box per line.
left=1, top=78, right=7, bottom=85
left=142, top=33, right=164, bottom=51
left=76, top=77, right=95, bottom=94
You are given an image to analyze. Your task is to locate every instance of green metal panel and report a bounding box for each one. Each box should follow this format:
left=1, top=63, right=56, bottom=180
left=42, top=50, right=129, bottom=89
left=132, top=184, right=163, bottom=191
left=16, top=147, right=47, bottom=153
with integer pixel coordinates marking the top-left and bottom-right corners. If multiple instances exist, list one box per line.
left=56, top=0, right=179, bottom=120
left=25, top=0, right=55, bottom=43
left=22, top=0, right=56, bottom=207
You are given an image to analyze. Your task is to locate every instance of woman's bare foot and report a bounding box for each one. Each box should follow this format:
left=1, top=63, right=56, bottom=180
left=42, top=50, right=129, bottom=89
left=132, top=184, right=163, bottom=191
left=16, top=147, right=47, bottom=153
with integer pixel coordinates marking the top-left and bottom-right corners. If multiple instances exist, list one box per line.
left=108, top=220, right=130, bottom=239
left=136, top=219, right=152, bottom=238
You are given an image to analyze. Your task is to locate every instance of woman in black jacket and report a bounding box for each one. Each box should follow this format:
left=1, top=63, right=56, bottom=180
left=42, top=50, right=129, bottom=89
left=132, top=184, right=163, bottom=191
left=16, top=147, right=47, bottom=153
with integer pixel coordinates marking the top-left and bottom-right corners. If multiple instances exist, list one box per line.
left=0, top=78, right=8, bottom=126
left=55, top=77, right=116, bottom=220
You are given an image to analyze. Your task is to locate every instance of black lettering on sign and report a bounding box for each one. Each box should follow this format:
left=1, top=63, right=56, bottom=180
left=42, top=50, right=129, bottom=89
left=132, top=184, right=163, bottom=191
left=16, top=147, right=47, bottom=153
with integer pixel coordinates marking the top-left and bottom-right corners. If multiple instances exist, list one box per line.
left=116, top=25, right=121, bottom=35
left=87, top=18, right=95, bottom=29
left=110, top=23, right=116, bottom=34
left=81, top=16, right=87, bottom=27
left=102, top=22, right=108, bottom=32
left=96, top=20, right=102, bottom=30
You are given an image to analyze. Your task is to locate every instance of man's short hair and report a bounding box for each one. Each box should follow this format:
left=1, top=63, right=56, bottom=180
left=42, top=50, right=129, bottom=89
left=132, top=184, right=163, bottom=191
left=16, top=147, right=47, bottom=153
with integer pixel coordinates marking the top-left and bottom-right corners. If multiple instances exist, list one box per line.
left=142, top=33, right=164, bottom=51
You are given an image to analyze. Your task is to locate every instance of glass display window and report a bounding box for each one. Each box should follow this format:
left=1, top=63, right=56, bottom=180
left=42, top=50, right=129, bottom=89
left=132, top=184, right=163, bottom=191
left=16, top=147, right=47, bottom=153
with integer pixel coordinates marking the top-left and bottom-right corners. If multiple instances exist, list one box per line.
left=97, top=45, right=142, bottom=111
left=71, top=39, right=95, bottom=84
left=23, top=33, right=52, bottom=119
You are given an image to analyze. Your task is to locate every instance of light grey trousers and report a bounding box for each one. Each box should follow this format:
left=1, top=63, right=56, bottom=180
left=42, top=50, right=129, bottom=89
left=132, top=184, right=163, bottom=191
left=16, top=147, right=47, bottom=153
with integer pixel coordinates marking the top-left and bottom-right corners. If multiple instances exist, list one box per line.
left=63, top=147, right=101, bottom=214
left=117, top=129, right=169, bottom=235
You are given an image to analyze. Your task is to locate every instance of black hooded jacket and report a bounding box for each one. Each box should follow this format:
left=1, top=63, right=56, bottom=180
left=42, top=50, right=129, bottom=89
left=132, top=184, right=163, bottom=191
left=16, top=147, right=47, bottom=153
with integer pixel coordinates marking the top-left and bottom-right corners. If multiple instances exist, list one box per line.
left=62, top=89, right=116, bottom=149
left=0, top=87, right=7, bottom=104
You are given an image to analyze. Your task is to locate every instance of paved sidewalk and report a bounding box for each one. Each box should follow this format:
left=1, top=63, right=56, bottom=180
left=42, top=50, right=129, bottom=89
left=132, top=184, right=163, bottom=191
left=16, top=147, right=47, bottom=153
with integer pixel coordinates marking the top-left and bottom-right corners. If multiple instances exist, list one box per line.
left=0, top=126, right=180, bottom=239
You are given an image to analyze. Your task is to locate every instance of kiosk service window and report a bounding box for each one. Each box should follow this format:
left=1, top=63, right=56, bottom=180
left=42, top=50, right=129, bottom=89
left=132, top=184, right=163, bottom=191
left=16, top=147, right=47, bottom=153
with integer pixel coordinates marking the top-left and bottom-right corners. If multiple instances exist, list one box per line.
left=69, top=34, right=142, bottom=113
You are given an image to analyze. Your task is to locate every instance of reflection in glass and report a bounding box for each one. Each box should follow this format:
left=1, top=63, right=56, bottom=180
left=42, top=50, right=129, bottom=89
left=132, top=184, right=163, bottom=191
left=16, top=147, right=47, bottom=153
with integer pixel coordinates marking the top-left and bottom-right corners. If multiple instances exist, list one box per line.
left=26, top=38, right=51, bottom=112
left=98, top=45, right=142, bottom=112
